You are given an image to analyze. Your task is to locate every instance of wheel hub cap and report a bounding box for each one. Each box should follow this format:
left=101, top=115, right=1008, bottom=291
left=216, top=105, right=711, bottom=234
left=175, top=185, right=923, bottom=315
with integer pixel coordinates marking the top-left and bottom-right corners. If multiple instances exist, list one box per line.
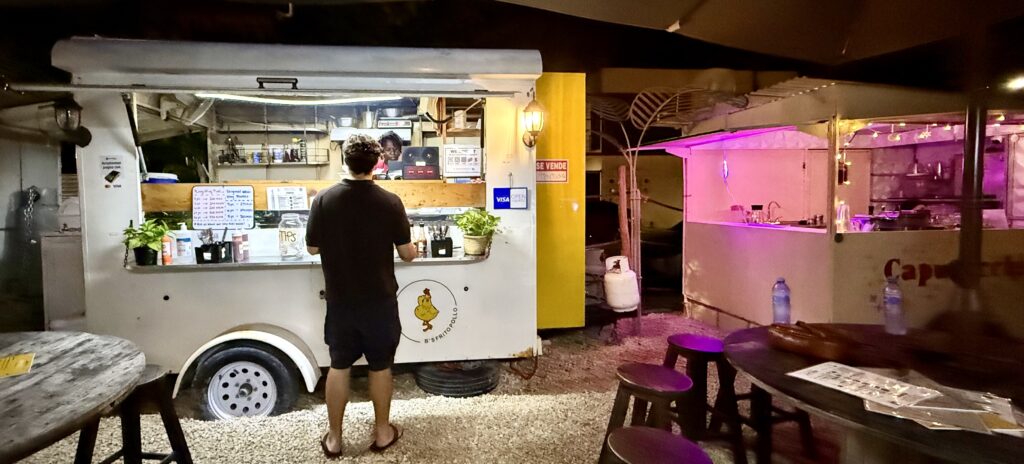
left=207, top=361, right=277, bottom=419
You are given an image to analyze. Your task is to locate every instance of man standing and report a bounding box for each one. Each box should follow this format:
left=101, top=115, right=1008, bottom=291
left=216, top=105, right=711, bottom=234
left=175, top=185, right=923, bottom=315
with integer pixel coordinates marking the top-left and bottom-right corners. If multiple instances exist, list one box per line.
left=306, top=134, right=416, bottom=457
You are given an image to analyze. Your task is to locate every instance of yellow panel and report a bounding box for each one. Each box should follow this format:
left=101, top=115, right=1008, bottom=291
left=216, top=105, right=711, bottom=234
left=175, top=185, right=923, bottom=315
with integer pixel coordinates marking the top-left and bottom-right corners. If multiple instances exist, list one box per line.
left=536, top=72, right=586, bottom=329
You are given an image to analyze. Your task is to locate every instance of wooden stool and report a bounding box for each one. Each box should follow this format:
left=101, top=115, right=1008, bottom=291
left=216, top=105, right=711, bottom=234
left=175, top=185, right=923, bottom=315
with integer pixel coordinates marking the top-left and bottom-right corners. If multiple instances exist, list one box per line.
left=664, top=334, right=747, bottom=464
left=75, top=365, right=194, bottom=464
left=600, top=363, right=692, bottom=462
left=665, top=333, right=816, bottom=463
left=601, top=426, right=712, bottom=464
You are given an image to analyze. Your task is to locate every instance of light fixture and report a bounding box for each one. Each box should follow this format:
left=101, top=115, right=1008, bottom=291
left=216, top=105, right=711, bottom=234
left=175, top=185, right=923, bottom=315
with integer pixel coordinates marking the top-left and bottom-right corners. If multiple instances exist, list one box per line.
left=194, top=93, right=402, bottom=106
left=54, top=98, right=82, bottom=131
left=872, top=131, right=879, bottom=139
left=1007, top=76, right=1024, bottom=91
left=997, top=114, right=1006, bottom=122
left=944, top=124, right=953, bottom=131
left=521, top=95, right=545, bottom=148
left=899, top=122, right=906, bottom=127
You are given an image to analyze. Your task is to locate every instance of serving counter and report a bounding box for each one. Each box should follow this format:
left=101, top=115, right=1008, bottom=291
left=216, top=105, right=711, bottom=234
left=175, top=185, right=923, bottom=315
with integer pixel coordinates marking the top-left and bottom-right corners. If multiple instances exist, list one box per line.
left=684, top=220, right=1024, bottom=338
left=126, top=251, right=489, bottom=272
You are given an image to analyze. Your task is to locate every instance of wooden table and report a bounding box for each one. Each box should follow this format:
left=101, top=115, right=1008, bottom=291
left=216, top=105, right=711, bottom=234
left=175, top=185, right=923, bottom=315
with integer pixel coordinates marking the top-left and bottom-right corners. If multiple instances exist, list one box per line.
left=0, top=331, right=146, bottom=464
left=724, top=325, right=1024, bottom=464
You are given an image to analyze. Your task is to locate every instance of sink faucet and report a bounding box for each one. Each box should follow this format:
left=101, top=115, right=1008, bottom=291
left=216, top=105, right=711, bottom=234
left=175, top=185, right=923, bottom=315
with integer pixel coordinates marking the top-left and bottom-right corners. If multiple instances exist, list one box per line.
left=767, top=201, right=782, bottom=223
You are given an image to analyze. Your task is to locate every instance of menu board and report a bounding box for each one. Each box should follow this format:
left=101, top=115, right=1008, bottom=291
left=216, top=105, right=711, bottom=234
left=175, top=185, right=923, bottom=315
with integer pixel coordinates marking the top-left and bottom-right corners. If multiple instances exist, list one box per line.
left=267, top=186, right=309, bottom=211
left=192, top=185, right=255, bottom=230
left=788, top=362, right=941, bottom=409
left=442, top=145, right=483, bottom=177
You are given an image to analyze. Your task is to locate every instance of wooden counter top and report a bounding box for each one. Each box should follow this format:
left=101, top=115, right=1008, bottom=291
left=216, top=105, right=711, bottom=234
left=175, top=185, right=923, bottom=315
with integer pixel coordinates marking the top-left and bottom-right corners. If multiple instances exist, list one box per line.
left=141, top=180, right=486, bottom=212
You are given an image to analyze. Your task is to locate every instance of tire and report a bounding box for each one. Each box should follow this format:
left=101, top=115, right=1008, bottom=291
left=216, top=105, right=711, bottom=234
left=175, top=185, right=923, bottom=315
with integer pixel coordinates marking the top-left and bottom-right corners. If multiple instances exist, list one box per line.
left=414, top=361, right=500, bottom=398
left=193, top=344, right=300, bottom=420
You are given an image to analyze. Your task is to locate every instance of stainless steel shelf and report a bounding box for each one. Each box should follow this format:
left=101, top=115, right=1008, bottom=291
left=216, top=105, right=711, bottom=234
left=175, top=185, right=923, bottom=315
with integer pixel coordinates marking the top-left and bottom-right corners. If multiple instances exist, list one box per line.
left=216, top=163, right=329, bottom=167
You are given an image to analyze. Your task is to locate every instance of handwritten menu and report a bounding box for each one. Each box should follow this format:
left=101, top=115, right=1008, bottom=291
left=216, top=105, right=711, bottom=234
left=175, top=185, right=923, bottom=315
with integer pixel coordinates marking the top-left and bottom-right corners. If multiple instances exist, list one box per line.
left=192, top=185, right=255, bottom=230
left=442, top=145, right=483, bottom=177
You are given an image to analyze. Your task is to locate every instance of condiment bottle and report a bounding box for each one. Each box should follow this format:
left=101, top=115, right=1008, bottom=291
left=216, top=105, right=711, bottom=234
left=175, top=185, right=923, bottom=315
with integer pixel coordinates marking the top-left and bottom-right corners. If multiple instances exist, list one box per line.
left=241, top=233, right=250, bottom=262
left=161, top=232, right=174, bottom=265
left=232, top=232, right=244, bottom=263
left=175, top=223, right=193, bottom=264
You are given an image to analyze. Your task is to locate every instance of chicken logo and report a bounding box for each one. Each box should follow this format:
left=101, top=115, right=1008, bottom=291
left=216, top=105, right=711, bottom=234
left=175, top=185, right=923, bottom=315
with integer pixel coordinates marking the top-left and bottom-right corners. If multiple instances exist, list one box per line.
left=414, top=289, right=440, bottom=332
left=398, top=280, right=460, bottom=344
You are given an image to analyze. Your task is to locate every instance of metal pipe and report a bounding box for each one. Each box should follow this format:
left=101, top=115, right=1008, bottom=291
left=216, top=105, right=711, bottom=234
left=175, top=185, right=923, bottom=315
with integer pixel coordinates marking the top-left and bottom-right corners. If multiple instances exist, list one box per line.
left=958, top=95, right=987, bottom=291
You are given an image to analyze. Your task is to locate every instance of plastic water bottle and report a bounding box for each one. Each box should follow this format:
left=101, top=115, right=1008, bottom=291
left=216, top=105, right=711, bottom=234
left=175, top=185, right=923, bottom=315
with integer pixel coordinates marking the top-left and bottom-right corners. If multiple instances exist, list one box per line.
left=882, top=276, right=907, bottom=335
left=772, top=277, right=791, bottom=324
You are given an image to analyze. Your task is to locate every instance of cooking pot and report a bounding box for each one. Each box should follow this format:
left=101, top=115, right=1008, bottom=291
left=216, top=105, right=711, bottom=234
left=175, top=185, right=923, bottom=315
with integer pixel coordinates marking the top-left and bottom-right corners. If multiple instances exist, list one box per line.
left=361, top=108, right=376, bottom=129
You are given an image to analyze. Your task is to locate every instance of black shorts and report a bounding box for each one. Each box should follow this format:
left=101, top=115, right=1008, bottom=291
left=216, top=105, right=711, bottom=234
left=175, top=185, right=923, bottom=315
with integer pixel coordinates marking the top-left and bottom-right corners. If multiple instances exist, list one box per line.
left=325, top=298, right=401, bottom=371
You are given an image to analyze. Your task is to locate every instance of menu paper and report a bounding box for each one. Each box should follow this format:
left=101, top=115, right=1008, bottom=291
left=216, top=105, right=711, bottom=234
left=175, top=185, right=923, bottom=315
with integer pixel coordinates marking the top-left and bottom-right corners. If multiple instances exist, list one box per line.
left=860, top=368, right=1024, bottom=435
left=442, top=145, right=482, bottom=177
left=787, top=362, right=942, bottom=409
left=192, top=185, right=255, bottom=230
left=267, top=186, right=309, bottom=211
left=0, top=353, right=34, bottom=378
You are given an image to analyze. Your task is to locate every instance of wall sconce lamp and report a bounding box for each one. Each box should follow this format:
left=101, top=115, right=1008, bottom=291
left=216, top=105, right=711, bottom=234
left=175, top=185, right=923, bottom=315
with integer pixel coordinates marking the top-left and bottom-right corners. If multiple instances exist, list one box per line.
left=54, top=98, right=82, bottom=131
left=521, top=94, right=545, bottom=148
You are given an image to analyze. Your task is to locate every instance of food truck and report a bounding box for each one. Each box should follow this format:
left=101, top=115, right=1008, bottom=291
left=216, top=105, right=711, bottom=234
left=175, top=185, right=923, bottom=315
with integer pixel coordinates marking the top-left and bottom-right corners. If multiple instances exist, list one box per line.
left=639, top=78, right=1024, bottom=337
left=35, top=37, right=544, bottom=419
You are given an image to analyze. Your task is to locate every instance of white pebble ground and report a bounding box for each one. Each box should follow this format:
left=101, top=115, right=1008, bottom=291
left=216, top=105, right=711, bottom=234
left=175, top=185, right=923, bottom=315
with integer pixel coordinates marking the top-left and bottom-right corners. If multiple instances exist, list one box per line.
left=22, top=312, right=829, bottom=463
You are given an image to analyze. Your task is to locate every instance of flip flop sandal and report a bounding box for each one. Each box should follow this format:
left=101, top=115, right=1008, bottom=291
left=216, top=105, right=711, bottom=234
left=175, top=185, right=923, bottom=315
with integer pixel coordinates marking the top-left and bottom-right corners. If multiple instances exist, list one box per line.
left=369, top=424, right=403, bottom=453
left=321, top=433, right=343, bottom=459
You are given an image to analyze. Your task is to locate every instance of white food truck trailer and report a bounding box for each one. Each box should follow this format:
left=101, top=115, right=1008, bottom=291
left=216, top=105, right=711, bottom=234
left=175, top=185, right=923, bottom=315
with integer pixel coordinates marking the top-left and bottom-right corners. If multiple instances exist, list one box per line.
left=33, top=37, right=541, bottom=418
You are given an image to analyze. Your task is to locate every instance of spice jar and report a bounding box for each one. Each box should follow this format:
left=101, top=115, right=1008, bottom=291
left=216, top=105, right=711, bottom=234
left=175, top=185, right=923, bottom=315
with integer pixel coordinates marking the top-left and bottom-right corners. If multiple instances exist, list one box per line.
left=278, top=213, right=305, bottom=259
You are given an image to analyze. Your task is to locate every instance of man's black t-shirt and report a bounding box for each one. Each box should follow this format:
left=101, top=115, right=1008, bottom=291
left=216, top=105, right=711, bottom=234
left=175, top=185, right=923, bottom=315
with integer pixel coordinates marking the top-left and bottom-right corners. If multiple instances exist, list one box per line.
left=306, top=179, right=411, bottom=304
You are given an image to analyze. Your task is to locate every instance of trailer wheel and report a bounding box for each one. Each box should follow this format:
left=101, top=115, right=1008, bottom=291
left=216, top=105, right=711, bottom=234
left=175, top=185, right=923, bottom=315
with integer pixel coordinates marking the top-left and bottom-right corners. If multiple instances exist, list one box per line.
left=414, top=361, right=500, bottom=397
left=193, top=344, right=300, bottom=420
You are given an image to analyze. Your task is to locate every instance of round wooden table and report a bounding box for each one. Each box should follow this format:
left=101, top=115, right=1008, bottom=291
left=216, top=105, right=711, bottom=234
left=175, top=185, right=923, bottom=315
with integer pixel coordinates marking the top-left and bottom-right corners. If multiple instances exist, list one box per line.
left=724, top=325, right=1024, bottom=464
left=0, top=331, right=146, bottom=464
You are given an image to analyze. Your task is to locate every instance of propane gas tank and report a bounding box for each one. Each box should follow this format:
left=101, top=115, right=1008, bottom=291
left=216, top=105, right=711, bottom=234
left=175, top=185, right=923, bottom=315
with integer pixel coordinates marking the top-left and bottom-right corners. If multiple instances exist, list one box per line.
left=604, top=256, right=639, bottom=312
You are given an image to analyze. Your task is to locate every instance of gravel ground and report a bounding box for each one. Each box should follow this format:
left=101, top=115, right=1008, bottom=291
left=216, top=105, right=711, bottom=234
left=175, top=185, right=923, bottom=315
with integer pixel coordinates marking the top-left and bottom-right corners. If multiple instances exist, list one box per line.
left=23, top=311, right=838, bottom=463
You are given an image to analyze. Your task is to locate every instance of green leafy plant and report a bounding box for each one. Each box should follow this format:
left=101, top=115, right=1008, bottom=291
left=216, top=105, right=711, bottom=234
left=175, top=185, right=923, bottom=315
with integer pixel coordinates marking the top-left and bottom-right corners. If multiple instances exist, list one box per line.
left=122, top=219, right=169, bottom=251
left=453, top=208, right=501, bottom=237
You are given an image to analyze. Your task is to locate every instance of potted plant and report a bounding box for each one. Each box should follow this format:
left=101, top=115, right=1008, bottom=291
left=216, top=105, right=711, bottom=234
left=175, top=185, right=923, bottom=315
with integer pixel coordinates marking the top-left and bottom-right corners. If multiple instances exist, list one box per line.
left=453, top=208, right=501, bottom=256
left=123, top=219, right=169, bottom=266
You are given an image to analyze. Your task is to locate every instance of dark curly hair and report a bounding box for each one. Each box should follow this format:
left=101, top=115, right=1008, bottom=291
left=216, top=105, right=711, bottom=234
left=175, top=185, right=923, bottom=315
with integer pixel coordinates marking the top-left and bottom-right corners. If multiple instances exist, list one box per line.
left=343, top=134, right=383, bottom=175
left=379, top=131, right=404, bottom=161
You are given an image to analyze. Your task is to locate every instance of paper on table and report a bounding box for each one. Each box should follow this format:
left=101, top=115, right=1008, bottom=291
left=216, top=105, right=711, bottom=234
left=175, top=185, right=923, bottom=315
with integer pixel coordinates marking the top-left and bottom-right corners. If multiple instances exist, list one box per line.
left=0, top=353, right=34, bottom=378
left=787, top=362, right=942, bottom=409
left=858, top=368, right=1024, bottom=435
left=864, top=399, right=991, bottom=433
